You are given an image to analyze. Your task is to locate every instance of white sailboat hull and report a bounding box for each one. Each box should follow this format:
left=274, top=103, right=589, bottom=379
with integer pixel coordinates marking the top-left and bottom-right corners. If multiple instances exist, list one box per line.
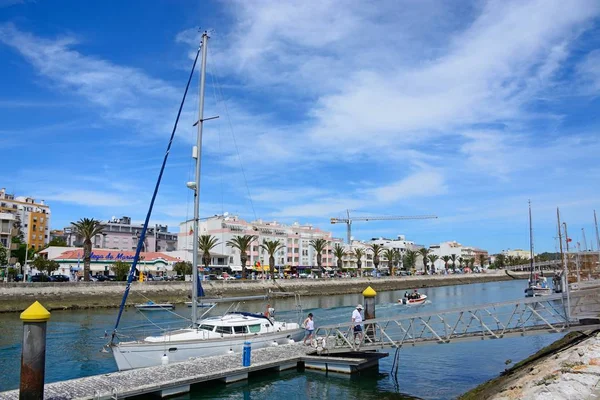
left=112, top=328, right=304, bottom=370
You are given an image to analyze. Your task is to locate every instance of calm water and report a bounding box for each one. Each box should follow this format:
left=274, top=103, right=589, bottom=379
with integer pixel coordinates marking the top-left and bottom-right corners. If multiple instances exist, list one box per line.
left=0, top=280, right=563, bottom=399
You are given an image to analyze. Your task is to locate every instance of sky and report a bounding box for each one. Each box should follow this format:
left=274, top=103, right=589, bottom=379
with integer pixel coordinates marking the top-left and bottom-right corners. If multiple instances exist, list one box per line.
left=1, top=0, right=600, bottom=254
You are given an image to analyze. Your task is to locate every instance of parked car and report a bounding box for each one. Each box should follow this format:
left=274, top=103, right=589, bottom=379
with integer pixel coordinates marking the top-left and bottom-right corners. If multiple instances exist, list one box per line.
left=51, top=274, right=71, bottom=282
left=30, top=273, right=53, bottom=282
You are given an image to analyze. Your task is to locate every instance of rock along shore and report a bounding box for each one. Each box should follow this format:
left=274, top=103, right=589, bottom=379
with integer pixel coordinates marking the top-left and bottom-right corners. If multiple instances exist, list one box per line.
left=0, top=271, right=528, bottom=313
left=460, top=330, right=600, bottom=400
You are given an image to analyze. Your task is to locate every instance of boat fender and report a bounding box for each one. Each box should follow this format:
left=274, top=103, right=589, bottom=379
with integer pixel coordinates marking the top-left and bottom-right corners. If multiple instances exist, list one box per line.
left=161, top=354, right=169, bottom=365
left=270, top=341, right=278, bottom=347
left=288, top=339, right=295, bottom=344
left=227, top=349, right=234, bottom=354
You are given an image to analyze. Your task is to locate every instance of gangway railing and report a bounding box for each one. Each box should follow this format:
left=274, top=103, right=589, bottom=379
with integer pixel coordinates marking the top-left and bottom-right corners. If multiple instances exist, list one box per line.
left=313, top=290, right=599, bottom=353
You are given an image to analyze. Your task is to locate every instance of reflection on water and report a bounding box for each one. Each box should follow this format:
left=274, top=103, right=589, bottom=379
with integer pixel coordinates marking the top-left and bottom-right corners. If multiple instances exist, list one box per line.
left=0, top=280, right=565, bottom=400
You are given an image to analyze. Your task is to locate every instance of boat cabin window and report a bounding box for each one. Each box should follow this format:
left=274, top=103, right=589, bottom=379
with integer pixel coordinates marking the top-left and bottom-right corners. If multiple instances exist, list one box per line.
left=248, top=324, right=261, bottom=333
left=216, top=326, right=233, bottom=335
left=199, top=324, right=215, bottom=331
left=234, top=325, right=248, bottom=334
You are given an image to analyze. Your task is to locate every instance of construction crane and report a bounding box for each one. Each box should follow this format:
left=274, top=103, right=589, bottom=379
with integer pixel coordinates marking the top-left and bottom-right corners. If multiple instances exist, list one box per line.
left=330, top=209, right=438, bottom=244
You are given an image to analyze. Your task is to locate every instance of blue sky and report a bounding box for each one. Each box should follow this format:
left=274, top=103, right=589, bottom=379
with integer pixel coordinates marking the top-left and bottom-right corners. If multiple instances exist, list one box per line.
left=1, top=0, right=600, bottom=253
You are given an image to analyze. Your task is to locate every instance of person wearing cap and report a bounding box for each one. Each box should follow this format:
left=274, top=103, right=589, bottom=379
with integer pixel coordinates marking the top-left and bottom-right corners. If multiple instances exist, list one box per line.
left=352, top=304, right=363, bottom=342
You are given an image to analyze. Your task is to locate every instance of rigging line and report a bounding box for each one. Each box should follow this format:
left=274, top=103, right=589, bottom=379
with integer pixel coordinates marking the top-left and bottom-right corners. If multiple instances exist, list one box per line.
left=111, top=44, right=202, bottom=339
left=208, top=67, right=226, bottom=256
left=213, top=73, right=258, bottom=221
left=130, top=288, right=192, bottom=321
left=208, top=67, right=225, bottom=217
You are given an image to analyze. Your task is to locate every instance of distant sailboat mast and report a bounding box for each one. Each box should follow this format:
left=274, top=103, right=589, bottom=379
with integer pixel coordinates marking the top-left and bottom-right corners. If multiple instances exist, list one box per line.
left=528, top=200, right=535, bottom=280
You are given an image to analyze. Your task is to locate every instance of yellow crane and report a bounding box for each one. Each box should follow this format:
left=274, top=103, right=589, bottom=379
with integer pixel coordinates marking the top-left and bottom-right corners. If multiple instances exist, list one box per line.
left=330, top=210, right=438, bottom=244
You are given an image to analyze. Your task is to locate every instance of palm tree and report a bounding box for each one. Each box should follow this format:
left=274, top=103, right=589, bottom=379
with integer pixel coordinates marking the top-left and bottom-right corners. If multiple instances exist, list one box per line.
left=449, top=254, right=457, bottom=272
left=353, top=248, right=365, bottom=277
left=477, top=253, right=487, bottom=268
left=309, top=238, right=329, bottom=278
left=394, top=249, right=402, bottom=275
left=333, top=243, right=346, bottom=274
left=458, top=257, right=464, bottom=270
left=428, top=254, right=439, bottom=274
left=383, top=248, right=396, bottom=276
left=260, top=239, right=285, bottom=280
left=226, top=235, right=257, bottom=279
left=441, top=255, right=451, bottom=273
left=403, top=249, right=417, bottom=272
left=71, top=218, right=103, bottom=281
left=368, top=244, right=384, bottom=272
left=418, top=248, right=431, bottom=275
left=198, top=235, right=220, bottom=272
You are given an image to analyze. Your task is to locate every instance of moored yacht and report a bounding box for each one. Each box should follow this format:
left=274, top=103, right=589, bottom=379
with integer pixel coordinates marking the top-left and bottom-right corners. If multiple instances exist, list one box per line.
left=113, top=311, right=303, bottom=370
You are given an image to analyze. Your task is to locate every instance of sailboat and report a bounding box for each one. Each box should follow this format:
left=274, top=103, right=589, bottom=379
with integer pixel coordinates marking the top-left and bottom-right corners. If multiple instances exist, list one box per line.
left=525, top=201, right=552, bottom=297
left=108, top=32, right=303, bottom=371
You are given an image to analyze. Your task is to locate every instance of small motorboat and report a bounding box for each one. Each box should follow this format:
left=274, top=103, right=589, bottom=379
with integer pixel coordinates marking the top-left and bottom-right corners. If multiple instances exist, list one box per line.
left=134, top=301, right=174, bottom=311
left=399, top=292, right=428, bottom=305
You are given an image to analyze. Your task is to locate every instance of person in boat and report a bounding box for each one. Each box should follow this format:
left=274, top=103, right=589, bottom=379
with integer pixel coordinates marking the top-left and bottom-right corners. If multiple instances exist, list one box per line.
left=303, top=313, right=314, bottom=345
left=352, top=304, right=363, bottom=341
left=404, top=291, right=409, bottom=298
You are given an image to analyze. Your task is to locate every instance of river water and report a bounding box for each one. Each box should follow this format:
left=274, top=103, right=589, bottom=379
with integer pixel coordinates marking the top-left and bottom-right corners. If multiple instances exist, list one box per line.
left=0, top=280, right=563, bottom=399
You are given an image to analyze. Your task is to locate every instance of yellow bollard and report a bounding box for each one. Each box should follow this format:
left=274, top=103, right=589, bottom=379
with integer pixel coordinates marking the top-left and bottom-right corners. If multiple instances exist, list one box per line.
left=362, top=286, right=377, bottom=339
left=20, top=301, right=51, bottom=400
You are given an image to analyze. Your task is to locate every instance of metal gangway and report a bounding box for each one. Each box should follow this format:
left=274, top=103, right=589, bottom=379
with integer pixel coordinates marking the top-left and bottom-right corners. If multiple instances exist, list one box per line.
left=313, top=288, right=600, bottom=353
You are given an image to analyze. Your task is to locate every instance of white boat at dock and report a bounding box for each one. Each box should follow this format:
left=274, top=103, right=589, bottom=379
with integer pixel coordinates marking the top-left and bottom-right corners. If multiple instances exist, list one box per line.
left=112, top=311, right=303, bottom=370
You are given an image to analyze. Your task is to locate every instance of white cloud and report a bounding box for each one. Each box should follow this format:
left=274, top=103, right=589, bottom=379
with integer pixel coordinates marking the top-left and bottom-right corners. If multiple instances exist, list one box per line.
left=36, top=190, right=135, bottom=207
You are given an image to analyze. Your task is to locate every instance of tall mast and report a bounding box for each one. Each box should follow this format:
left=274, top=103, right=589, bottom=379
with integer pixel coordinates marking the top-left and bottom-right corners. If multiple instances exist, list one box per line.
left=528, top=200, right=535, bottom=279
left=594, top=210, right=600, bottom=254
left=557, top=208, right=565, bottom=275
left=191, top=31, right=209, bottom=327
left=582, top=228, right=588, bottom=252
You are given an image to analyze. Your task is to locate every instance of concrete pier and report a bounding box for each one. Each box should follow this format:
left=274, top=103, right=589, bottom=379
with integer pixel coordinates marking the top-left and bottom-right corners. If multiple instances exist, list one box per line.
left=0, top=344, right=383, bottom=400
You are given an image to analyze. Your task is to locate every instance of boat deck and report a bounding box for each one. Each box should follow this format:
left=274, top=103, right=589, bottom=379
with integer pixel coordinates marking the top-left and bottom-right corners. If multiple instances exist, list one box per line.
left=0, top=344, right=360, bottom=400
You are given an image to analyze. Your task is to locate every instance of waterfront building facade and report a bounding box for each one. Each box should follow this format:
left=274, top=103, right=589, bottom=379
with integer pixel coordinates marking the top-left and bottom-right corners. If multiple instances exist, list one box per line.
left=177, top=215, right=343, bottom=271
left=65, top=216, right=177, bottom=252
left=0, top=188, right=50, bottom=249
left=40, top=247, right=179, bottom=276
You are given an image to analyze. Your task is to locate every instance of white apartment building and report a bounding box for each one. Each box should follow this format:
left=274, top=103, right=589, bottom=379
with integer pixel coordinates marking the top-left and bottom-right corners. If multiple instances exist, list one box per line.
left=502, top=249, right=532, bottom=259
left=0, top=188, right=50, bottom=249
left=0, top=212, right=15, bottom=249
left=428, top=241, right=489, bottom=271
left=177, top=215, right=342, bottom=271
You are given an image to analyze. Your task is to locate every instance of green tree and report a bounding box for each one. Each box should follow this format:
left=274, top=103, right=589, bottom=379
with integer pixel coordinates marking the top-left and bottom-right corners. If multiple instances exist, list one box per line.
left=333, top=243, right=346, bottom=274
left=7, top=267, right=17, bottom=280
left=418, top=248, right=431, bottom=274
left=507, top=255, right=515, bottom=266
left=494, top=253, right=506, bottom=269
left=173, top=261, right=192, bottom=276
left=0, top=243, right=7, bottom=265
left=226, top=235, right=257, bottom=279
left=428, top=254, right=439, bottom=274
left=260, top=239, right=285, bottom=280
left=71, top=218, right=104, bottom=281
left=368, top=244, right=384, bottom=272
left=45, top=260, right=59, bottom=275
left=198, top=235, right=220, bottom=271
left=112, top=261, right=131, bottom=281
left=403, top=250, right=417, bottom=271
left=393, top=249, right=402, bottom=274
left=309, top=238, right=329, bottom=278
left=48, top=237, right=67, bottom=247
left=477, top=253, right=487, bottom=268
left=353, top=248, right=365, bottom=277
left=383, top=248, right=396, bottom=276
